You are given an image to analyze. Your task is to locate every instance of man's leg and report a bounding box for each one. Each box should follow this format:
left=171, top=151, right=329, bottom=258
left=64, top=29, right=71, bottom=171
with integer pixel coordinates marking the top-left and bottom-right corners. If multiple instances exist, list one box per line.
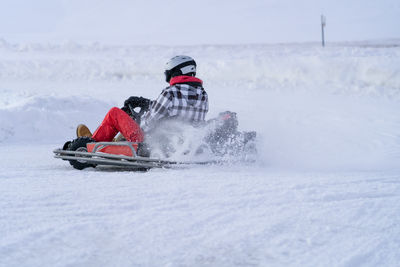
left=91, top=107, right=144, bottom=142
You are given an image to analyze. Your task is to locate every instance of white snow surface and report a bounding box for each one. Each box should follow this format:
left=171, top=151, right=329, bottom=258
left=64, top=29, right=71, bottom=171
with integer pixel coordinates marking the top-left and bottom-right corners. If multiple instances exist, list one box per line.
left=1, top=40, right=400, bottom=266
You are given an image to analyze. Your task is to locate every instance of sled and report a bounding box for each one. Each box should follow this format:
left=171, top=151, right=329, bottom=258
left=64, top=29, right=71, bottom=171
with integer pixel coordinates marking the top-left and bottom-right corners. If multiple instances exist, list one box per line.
left=54, top=103, right=256, bottom=171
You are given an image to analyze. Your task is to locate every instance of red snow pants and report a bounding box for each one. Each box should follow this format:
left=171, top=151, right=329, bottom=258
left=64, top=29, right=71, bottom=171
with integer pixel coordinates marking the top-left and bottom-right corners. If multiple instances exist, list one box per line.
left=91, top=107, right=144, bottom=142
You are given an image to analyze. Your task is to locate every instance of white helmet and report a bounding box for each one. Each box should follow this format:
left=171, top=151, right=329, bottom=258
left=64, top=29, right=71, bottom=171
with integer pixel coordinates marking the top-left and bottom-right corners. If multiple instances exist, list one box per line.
left=164, top=55, right=196, bottom=82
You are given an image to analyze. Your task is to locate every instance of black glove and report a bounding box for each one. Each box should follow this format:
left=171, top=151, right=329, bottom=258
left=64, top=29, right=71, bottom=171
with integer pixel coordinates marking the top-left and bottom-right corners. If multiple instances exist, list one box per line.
left=122, top=96, right=151, bottom=124
left=123, top=96, right=150, bottom=111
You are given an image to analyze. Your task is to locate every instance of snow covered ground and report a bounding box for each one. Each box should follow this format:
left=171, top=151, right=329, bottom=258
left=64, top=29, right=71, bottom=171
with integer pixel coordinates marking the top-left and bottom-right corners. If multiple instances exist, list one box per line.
left=1, top=40, right=400, bottom=266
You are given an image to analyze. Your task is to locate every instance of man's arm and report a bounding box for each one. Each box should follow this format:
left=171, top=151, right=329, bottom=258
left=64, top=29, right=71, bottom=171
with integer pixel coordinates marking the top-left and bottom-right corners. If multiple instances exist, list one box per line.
left=141, top=90, right=172, bottom=132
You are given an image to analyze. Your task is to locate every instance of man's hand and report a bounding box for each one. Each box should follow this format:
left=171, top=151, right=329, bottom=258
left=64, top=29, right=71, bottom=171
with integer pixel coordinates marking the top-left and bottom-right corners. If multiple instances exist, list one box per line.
left=123, top=96, right=151, bottom=111
left=122, top=96, right=151, bottom=124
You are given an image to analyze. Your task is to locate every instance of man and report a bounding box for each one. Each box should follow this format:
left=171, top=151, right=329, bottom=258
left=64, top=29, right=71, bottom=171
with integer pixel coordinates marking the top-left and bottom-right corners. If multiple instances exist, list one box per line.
left=76, top=55, right=209, bottom=144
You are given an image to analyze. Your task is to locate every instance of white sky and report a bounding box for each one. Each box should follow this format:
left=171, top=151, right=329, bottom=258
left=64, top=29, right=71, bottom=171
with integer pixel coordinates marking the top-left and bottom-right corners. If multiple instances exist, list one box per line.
left=0, top=0, right=399, bottom=45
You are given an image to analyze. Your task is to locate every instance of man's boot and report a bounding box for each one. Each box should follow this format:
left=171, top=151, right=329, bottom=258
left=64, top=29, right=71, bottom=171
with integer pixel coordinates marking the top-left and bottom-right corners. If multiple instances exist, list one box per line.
left=76, top=124, right=93, bottom=138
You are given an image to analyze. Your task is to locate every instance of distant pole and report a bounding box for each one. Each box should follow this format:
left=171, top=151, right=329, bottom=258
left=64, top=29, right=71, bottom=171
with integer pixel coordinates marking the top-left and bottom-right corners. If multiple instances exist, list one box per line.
left=321, top=15, right=326, bottom=47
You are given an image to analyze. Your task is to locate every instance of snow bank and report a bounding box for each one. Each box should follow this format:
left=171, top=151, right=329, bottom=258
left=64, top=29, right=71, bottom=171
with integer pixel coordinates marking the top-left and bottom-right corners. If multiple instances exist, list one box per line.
left=0, top=96, right=110, bottom=143
left=1, top=40, right=399, bottom=99
left=1, top=40, right=399, bottom=171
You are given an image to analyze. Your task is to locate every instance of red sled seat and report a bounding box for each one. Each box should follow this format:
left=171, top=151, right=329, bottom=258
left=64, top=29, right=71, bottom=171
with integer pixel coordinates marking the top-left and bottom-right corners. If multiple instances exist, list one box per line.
left=86, top=142, right=139, bottom=157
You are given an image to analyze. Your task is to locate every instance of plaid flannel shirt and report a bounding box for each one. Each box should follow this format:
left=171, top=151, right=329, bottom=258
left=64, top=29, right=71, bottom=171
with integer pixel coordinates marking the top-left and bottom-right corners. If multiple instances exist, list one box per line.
left=141, top=76, right=208, bottom=132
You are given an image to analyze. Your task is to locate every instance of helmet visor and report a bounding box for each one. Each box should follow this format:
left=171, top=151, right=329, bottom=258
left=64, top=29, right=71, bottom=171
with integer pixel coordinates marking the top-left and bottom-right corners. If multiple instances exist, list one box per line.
left=164, top=70, right=172, bottom=83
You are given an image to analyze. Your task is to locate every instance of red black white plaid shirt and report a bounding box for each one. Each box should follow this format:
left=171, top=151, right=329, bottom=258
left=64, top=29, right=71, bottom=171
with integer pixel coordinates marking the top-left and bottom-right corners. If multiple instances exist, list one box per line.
left=141, top=76, right=209, bottom=132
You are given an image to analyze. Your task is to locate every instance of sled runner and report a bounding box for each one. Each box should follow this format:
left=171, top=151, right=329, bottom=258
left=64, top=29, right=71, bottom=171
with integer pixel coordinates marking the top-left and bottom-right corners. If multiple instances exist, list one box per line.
left=54, top=140, right=217, bottom=170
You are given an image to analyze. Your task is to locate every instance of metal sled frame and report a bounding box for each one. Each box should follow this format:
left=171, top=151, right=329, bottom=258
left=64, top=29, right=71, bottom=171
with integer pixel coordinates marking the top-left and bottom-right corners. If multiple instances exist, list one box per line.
left=53, top=141, right=214, bottom=169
